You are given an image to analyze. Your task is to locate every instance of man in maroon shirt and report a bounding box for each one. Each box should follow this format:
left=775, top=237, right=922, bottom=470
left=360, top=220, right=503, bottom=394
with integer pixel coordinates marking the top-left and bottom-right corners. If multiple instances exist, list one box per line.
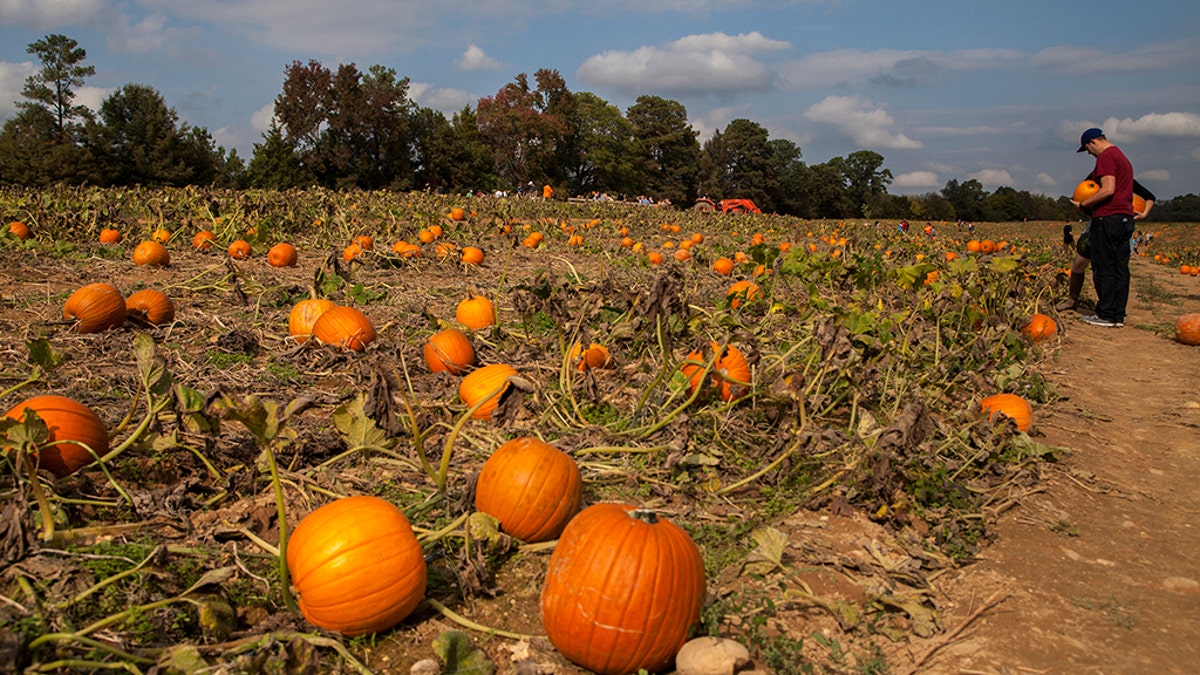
left=1072, top=127, right=1135, bottom=327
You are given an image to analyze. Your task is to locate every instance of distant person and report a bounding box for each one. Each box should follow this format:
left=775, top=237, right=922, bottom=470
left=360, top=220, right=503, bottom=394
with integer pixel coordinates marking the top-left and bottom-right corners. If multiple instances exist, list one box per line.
left=1062, top=223, right=1075, bottom=253
left=543, top=184, right=553, bottom=200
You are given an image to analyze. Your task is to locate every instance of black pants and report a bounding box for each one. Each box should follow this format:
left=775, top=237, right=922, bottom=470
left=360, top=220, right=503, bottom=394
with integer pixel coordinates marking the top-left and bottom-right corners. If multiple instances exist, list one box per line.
left=1089, top=214, right=1135, bottom=322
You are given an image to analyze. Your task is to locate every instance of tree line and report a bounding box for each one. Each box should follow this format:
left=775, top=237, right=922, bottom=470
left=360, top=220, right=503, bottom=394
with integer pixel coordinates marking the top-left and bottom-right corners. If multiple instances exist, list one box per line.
left=3, top=35, right=1198, bottom=222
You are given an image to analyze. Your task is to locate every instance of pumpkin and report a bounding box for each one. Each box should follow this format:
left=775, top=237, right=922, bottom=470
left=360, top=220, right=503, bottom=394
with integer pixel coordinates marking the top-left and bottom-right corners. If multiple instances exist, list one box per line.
left=681, top=342, right=752, bottom=402
left=99, top=228, right=122, bottom=244
left=1175, top=313, right=1200, bottom=346
left=312, top=306, right=376, bottom=352
left=980, top=240, right=996, bottom=254
left=474, top=437, right=583, bottom=542
left=980, top=393, right=1033, bottom=432
left=288, top=298, right=336, bottom=343
left=4, top=395, right=109, bottom=477
left=1073, top=179, right=1100, bottom=203
left=227, top=239, right=252, bottom=260
left=1133, top=194, right=1146, bottom=214
left=132, top=240, right=170, bottom=266
left=569, top=342, right=612, bottom=372
left=267, top=242, right=298, bottom=267
left=286, top=496, right=427, bottom=637
left=1021, top=313, right=1057, bottom=343
left=428, top=224, right=444, bottom=238
left=353, top=234, right=374, bottom=250
left=673, top=248, right=691, bottom=262
left=647, top=251, right=664, bottom=266
left=456, top=295, right=496, bottom=331
left=125, top=289, right=175, bottom=327
left=458, top=363, right=518, bottom=419
left=726, top=280, right=760, bottom=308
left=712, top=257, right=734, bottom=275
left=151, top=228, right=171, bottom=243
left=342, top=242, right=362, bottom=261
left=7, top=221, right=30, bottom=239
left=966, top=240, right=982, bottom=254
left=63, top=283, right=126, bottom=333
left=193, top=230, right=216, bottom=251
left=460, top=246, right=485, bottom=266
left=423, top=327, right=475, bottom=374
left=541, top=503, right=706, bottom=675
left=449, top=207, right=467, bottom=221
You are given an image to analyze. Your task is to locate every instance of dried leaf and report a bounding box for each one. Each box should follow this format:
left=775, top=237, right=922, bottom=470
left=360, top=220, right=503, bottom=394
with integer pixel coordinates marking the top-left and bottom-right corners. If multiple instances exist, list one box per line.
left=433, top=630, right=496, bottom=675
left=742, top=526, right=787, bottom=576
left=332, top=393, right=396, bottom=452
left=157, top=644, right=210, bottom=674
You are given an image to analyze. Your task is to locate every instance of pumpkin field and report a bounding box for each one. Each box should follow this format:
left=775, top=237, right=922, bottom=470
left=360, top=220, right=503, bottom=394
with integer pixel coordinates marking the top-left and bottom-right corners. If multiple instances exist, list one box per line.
left=2, top=186, right=1199, bottom=674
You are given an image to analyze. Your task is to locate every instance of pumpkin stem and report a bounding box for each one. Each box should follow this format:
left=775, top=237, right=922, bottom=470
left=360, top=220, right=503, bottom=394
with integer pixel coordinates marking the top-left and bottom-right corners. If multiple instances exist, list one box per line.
left=631, top=509, right=659, bottom=525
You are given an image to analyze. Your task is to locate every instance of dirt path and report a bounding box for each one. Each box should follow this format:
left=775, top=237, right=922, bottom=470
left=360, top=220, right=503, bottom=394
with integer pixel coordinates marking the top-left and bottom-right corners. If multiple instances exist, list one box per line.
left=920, top=258, right=1200, bottom=674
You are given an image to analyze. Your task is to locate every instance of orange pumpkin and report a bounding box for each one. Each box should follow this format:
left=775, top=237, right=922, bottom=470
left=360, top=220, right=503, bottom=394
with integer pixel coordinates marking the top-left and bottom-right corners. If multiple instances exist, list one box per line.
left=569, top=343, right=612, bottom=371
left=681, top=342, right=752, bottom=401
left=342, top=242, right=362, bottom=261
left=980, top=240, right=996, bottom=254
left=1021, top=313, right=1057, bottom=343
left=712, top=257, right=734, bottom=275
left=7, top=221, right=30, bottom=239
left=1175, top=313, right=1200, bottom=346
left=125, top=289, right=175, bottom=327
left=459, top=363, right=518, bottom=419
left=423, top=328, right=475, bottom=374
left=966, top=240, right=982, bottom=254
left=99, top=228, right=122, bottom=244
left=312, top=306, right=376, bottom=352
left=227, top=239, right=252, bottom=260
left=449, top=207, right=467, bottom=221
left=151, top=228, right=171, bottom=244
left=456, top=295, right=496, bottom=331
left=980, top=393, right=1033, bottom=432
left=353, top=234, right=374, bottom=251
left=460, top=246, right=485, bottom=266
left=63, top=283, right=126, bottom=333
left=474, top=437, right=583, bottom=542
left=726, top=280, right=761, bottom=308
left=193, top=230, right=216, bottom=251
left=286, top=496, right=427, bottom=637
left=1073, top=179, right=1100, bottom=203
left=647, top=251, right=664, bottom=266
left=1133, top=194, right=1146, bottom=214
left=672, top=248, right=691, bottom=262
left=541, top=504, right=706, bottom=675
left=4, top=395, right=109, bottom=477
left=267, top=242, right=298, bottom=267
left=132, top=240, right=170, bottom=266
left=288, top=299, right=336, bottom=343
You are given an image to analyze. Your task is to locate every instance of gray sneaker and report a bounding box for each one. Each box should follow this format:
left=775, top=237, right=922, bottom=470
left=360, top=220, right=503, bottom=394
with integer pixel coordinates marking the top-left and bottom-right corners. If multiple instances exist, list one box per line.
left=1079, top=314, right=1123, bottom=328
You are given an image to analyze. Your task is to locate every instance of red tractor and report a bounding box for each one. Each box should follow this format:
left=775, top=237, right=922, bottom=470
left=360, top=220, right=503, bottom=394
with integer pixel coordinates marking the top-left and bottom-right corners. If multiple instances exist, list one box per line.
left=693, top=197, right=762, bottom=214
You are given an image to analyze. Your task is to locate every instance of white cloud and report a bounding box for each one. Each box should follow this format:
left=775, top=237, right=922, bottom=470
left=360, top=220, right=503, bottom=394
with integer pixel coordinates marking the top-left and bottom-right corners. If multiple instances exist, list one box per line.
left=969, top=169, right=1013, bottom=187
left=690, top=104, right=752, bottom=140
left=577, top=32, right=784, bottom=95
left=804, top=95, right=922, bottom=150
left=250, top=102, right=275, bottom=134
left=1138, top=169, right=1170, bottom=183
left=456, top=45, right=503, bottom=72
left=779, top=48, right=1021, bottom=90
left=1036, top=173, right=1057, bottom=187
left=408, top=82, right=477, bottom=116
left=893, top=171, right=939, bottom=188
left=0, top=0, right=104, bottom=29
left=0, top=61, right=37, bottom=118
left=1061, top=112, right=1200, bottom=147
left=1032, top=38, right=1200, bottom=75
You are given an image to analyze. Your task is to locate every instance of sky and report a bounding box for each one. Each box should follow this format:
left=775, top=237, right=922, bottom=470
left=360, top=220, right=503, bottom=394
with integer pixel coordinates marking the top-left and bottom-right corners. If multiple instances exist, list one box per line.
left=2, top=0, right=1199, bottom=199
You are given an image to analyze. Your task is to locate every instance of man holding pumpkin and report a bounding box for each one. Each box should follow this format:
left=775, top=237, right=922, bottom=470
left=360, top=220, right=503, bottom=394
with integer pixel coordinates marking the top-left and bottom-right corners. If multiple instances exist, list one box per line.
left=1070, top=127, right=1136, bottom=328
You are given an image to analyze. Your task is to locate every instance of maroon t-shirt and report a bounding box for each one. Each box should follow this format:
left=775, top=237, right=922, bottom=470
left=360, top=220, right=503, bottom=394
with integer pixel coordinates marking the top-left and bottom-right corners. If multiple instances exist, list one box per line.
left=1090, top=146, right=1134, bottom=217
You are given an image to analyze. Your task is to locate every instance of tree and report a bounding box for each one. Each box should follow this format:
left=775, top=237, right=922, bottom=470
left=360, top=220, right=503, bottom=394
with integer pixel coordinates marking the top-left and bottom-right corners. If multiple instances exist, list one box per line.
left=86, top=84, right=214, bottom=186
left=701, top=119, right=775, bottom=210
left=767, top=138, right=806, bottom=216
left=801, top=162, right=855, bottom=218
left=246, top=122, right=310, bottom=189
left=20, top=34, right=96, bottom=141
left=941, top=179, right=988, bottom=222
left=476, top=72, right=569, bottom=189
left=626, top=95, right=701, bottom=206
left=828, top=150, right=892, bottom=218
left=561, top=92, right=639, bottom=197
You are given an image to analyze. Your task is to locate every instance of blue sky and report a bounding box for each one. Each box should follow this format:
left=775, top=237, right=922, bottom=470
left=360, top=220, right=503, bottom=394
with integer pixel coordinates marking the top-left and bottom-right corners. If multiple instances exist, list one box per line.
left=2, top=1, right=1199, bottom=199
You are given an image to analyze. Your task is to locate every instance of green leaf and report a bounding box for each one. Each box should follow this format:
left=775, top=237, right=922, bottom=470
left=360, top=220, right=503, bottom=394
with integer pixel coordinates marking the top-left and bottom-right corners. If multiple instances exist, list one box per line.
left=176, top=385, right=219, bottom=434
left=332, top=393, right=395, bottom=451
left=432, top=630, right=495, bottom=675
left=26, top=337, right=60, bottom=371
left=213, top=393, right=296, bottom=446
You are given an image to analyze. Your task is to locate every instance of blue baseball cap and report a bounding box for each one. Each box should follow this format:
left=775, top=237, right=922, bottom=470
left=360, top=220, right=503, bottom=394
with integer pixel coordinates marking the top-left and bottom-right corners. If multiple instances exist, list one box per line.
left=1077, top=127, right=1104, bottom=152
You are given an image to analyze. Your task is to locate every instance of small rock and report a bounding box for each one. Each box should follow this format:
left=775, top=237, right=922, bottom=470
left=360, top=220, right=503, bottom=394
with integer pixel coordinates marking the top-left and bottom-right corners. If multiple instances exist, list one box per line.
left=676, top=636, right=753, bottom=675
left=411, top=658, right=441, bottom=675
left=1163, top=576, right=1200, bottom=592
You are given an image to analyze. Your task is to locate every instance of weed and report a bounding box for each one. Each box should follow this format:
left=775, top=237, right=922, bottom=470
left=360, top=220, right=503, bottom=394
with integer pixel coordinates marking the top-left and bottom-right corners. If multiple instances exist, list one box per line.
left=207, top=350, right=254, bottom=368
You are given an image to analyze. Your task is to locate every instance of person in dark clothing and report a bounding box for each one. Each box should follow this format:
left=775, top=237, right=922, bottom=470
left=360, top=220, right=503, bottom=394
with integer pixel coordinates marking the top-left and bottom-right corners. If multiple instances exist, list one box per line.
left=1063, top=223, right=1075, bottom=253
left=1070, top=128, right=1136, bottom=327
left=1058, top=177, right=1156, bottom=312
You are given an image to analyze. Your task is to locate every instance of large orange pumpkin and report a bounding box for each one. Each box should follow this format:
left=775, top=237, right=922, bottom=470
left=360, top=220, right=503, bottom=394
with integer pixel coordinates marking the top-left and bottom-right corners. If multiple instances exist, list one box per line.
left=1021, top=313, right=1057, bottom=343
left=267, top=242, right=298, bottom=267
left=1133, top=194, right=1147, bottom=215
left=459, top=363, right=518, bottom=419
left=681, top=343, right=752, bottom=402
left=132, top=240, right=170, bottom=266
left=474, top=437, right=583, bottom=542
left=63, top=283, right=126, bottom=333
left=288, top=299, right=336, bottom=343
left=286, top=496, right=427, bottom=637
left=460, top=246, right=485, bottom=266
left=4, top=395, right=109, bottom=477
left=980, top=393, right=1033, bottom=432
left=312, top=306, right=376, bottom=351
left=1073, top=180, right=1101, bottom=203
left=1175, top=313, right=1200, bottom=346
left=712, top=257, right=734, bottom=276
left=125, top=289, right=175, bottom=327
left=541, top=503, right=706, bottom=675
left=456, top=295, right=496, bottom=331
left=423, top=327, right=475, bottom=374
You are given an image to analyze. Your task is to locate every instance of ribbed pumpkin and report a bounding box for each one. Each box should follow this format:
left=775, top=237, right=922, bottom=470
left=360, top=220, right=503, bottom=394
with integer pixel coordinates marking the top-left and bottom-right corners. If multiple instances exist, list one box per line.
left=1021, top=313, right=1057, bottom=343
left=267, top=242, right=298, bottom=267
left=99, top=228, right=122, bottom=244
left=288, top=299, right=336, bottom=343
left=63, top=283, right=126, bottom=333
left=541, top=503, right=706, bottom=675
left=151, top=228, right=171, bottom=243
left=459, top=363, right=518, bottom=419
left=125, top=289, right=175, bottom=327
left=312, top=306, right=376, bottom=352
left=1073, top=180, right=1100, bottom=203
left=681, top=342, right=752, bottom=401
left=227, top=239, right=252, bottom=260
left=286, top=496, right=427, bottom=637
left=712, top=257, right=734, bottom=275
left=569, top=342, right=612, bottom=372
left=1175, top=313, right=1200, bottom=346
left=4, top=395, right=109, bottom=477
left=456, top=295, right=496, bottom=331
left=460, top=246, right=485, bottom=266
left=474, top=437, right=582, bottom=542
left=726, top=280, right=760, bottom=308
left=132, top=240, right=170, bottom=266
left=980, top=393, right=1033, bottom=432
left=423, top=328, right=475, bottom=374
left=193, top=230, right=216, bottom=251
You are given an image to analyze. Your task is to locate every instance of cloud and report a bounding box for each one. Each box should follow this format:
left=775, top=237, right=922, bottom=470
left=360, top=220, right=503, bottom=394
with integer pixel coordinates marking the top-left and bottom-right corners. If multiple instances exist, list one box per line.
left=0, top=0, right=104, bottom=29
left=250, top=102, right=276, bottom=134
left=779, top=48, right=1021, bottom=90
left=408, top=82, right=477, bottom=115
left=456, top=45, right=503, bottom=72
left=1138, top=169, right=1170, bottom=183
left=577, top=32, right=785, bottom=96
left=1060, top=112, right=1200, bottom=146
left=969, top=169, right=1013, bottom=187
left=0, top=61, right=37, bottom=118
left=893, top=171, right=939, bottom=188
left=690, top=104, right=753, bottom=140
left=1032, top=38, right=1200, bottom=75
left=804, top=95, right=922, bottom=150
left=1036, top=173, right=1057, bottom=187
